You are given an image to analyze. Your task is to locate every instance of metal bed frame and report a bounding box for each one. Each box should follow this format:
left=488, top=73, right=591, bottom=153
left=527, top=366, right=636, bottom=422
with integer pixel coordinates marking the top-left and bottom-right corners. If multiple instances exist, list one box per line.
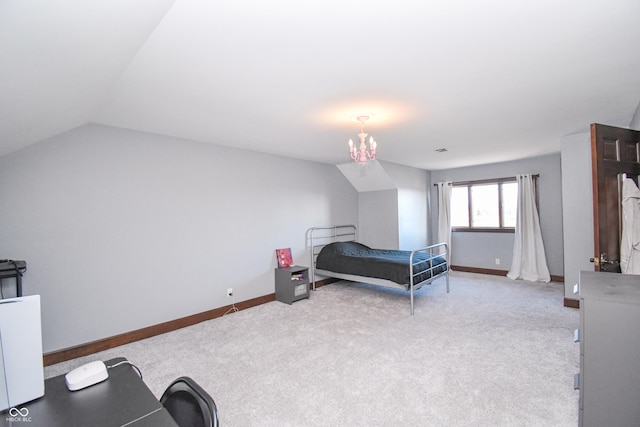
left=307, top=224, right=449, bottom=315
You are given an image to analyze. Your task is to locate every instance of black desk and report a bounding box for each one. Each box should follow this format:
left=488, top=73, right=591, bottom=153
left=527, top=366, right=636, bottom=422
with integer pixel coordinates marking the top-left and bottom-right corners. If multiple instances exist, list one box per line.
left=0, top=260, right=26, bottom=298
left=2, top=357, right=177, bottom=427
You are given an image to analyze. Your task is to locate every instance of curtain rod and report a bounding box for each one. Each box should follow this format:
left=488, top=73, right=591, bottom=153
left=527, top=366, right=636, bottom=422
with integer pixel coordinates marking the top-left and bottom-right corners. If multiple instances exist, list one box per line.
left=433, top=174, right=539, bottom=187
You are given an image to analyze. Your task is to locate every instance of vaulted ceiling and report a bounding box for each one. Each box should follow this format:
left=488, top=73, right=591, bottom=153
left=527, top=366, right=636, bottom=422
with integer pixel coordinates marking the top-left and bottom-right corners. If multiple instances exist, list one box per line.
left=1, top=0, right=639, bottom=170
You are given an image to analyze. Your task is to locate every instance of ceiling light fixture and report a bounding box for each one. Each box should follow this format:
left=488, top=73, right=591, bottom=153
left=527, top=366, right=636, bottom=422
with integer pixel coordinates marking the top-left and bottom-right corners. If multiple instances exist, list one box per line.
left=348, top=115, right=377, bottom=164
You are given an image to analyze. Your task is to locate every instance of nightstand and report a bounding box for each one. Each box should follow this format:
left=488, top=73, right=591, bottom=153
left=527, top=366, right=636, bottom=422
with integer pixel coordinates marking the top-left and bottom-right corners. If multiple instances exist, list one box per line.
left=274, top=266, right=309, bottom=304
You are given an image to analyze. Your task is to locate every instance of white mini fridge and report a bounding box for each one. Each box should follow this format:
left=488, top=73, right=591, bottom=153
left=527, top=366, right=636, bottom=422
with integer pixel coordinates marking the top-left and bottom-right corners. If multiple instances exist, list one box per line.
left=0, top=295, right=44, bottom=411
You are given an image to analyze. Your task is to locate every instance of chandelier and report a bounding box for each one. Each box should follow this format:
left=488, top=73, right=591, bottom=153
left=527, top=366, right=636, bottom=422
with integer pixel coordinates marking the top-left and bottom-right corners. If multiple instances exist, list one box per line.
left=348, top=115, right=377, bottom=164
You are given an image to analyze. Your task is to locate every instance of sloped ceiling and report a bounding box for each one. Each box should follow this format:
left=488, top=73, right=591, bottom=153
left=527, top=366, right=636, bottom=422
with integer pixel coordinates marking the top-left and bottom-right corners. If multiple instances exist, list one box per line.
left=338, top=161, right=397, bottom=192
left=0, top=0, right=176, bottom=155
left=1, top=0, right=639, bottom=170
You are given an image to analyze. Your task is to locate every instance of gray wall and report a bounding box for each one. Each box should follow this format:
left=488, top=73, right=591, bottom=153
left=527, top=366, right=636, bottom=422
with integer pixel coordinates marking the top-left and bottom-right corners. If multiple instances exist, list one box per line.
left=358, top=189, right=399, bottom=249
left=354, top=161, right=430, bottom=250
left=560, top=132, right=593, bottom=298
left=631, top=101, right=640, bottom=130
left=0, top=124, right=358, bottom=353
left=380, top=161, right=431, bottom=250
left=430, top=153, right=564, bottom=278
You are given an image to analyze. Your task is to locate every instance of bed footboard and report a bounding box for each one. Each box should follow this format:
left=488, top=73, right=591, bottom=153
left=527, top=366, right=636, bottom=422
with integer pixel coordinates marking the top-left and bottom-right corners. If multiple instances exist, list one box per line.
left=409, top=242, right=449, bottom=315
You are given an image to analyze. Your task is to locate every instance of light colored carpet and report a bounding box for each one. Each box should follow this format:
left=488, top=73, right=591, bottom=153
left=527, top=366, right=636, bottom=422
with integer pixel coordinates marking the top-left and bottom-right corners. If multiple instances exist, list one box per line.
left=46, top=271, right=580, bottom=426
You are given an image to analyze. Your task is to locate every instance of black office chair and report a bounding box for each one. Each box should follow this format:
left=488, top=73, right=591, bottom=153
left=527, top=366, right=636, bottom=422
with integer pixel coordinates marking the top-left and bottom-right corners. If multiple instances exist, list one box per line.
left=160, top=376, right=219, bottom=427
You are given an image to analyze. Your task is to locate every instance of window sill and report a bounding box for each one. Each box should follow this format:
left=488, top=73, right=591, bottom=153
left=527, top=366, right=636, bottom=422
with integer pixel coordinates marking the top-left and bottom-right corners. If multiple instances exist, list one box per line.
left=452, top=227, right=515, bottom=233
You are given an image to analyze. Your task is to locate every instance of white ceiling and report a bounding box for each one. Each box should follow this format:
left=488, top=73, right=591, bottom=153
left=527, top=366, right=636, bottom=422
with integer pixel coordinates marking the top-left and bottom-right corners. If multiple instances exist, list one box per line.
left=1, top=0, right=639, bottom=170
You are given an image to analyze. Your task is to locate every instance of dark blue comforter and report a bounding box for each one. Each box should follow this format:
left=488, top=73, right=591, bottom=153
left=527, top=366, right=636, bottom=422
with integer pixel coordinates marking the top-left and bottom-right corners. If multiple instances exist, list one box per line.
left=315, top=241, right=447, bottom=286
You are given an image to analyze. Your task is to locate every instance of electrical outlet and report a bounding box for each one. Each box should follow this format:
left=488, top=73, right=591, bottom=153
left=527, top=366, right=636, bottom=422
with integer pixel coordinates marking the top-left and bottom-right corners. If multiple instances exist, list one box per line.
left=495, top=258, right=500, bottom=265
left=226, top=288, right=233, bottom=297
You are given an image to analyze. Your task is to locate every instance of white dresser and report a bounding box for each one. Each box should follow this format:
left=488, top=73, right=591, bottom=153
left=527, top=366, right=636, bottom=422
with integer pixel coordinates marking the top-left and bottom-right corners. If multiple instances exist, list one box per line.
left=576, top=271, right=640, bottom=427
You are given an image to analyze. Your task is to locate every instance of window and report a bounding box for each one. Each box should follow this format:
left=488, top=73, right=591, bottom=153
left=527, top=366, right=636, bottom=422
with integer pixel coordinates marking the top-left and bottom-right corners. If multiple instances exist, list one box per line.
left=450, top=178, right=518, bottom=232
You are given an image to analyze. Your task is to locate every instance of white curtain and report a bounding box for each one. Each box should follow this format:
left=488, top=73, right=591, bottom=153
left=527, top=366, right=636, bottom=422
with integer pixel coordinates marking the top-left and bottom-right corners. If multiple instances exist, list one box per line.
left=507, top=174, right=550, bottom=282
left=621, top=177, right=640, bottom=274
left=436, top=182, right=452, bottom=259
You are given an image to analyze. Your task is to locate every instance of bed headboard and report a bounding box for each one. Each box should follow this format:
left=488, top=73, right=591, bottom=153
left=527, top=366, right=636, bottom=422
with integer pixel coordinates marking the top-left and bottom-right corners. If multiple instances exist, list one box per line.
left=307, top=224, right=357, bottom=289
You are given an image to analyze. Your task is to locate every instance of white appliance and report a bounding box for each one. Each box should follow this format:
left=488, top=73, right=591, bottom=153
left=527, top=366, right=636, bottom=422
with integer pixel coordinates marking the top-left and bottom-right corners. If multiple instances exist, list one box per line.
left=0, top=295, right=44, bottom=411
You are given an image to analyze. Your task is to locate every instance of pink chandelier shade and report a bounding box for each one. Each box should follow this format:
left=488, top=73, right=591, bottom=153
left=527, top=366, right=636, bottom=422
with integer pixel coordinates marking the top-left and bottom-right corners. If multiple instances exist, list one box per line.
left=348, top=115, right=377, bottom=164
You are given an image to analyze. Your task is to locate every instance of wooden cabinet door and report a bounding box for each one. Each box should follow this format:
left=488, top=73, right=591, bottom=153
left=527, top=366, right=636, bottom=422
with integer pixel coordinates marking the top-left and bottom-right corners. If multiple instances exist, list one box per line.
left=591, top=123, right=640, bottom=272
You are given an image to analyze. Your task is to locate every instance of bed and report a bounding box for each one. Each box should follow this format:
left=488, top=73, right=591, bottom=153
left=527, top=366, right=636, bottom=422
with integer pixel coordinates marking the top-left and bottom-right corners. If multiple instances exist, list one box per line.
left=308, top=225, right=449, bottom=315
